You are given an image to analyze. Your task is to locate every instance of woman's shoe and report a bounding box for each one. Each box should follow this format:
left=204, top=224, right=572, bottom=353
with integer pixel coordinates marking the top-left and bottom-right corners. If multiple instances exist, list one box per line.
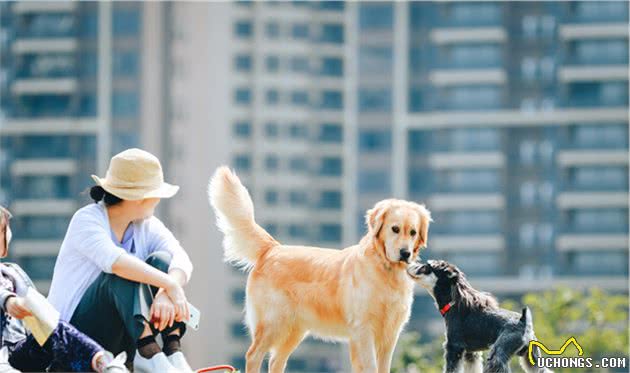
left=100, top=352, right=129, bottom=373
left=167, top=351, right=194, bottom=373
left=133, top=352, right=180, bottom=373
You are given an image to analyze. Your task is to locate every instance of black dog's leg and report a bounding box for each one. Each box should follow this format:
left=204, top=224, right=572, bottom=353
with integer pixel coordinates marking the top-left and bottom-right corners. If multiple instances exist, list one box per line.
left=484, top=331, right=524, bottom=373
left=444, top=344, right=465, bottom=373
left=463, top=352, right=483, bottom=373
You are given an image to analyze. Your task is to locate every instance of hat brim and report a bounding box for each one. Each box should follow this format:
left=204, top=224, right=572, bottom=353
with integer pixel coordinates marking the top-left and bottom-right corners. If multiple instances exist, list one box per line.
left=91, top=175, right=179, bottom=201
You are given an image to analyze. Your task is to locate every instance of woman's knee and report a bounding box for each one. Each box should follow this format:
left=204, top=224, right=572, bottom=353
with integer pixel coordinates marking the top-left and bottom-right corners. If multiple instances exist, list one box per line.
left=145, top=251, right=172, bottom=273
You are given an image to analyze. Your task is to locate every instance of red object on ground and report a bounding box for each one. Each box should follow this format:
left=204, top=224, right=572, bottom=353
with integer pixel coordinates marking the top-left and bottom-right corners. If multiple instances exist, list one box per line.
left=196, top=365, right=237, bottom=372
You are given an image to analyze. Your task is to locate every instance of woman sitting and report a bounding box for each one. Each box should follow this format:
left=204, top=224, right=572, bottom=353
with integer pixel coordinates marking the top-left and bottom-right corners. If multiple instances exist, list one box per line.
left=48, top=148, right=194, bottom=373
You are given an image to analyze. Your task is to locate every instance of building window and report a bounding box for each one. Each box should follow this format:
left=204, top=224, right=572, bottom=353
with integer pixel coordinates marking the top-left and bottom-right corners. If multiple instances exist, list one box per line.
left=291, top=23, right=309, bottom=39
left=359, top=170, right=390, bottom=193
left=442, top=85, right=501, bottom=110
left=265, top=122, right=279, bottom=138
left=568, top=81, right=629, bottom=107
left=359, top=46, right=392, bottom=75
left=320, top=57, right=343, bottom=76
left=320, top=224, right=342, bottom=242
left=234, top=21, right=253, bottom=38
left=290, top=57, right=309, bottom=73
left=358, top=88, right=391, bottom=112
left=569, top=209, right=628, bottom=233
left=231, top=288, right=245, bottom=307
left=233, top=121, right=251, bottom=138
left=289, top=123, right=308, bottom=139
left=289, top=190, right=308, bottom=206
left=320, top=24, right=344, bottom=43
left=319, top=1, right=344, bottom=11
left=113, top=7, right=141, bottom=36
left=289, top=157, right=308, bottom=172
left=113, top=50, right=138, bottom=76
left=571, top=124, right=628, bottom=148
left=359, top=3, right=393, bottom=30
left=320, top=90, right=343, bottom=109
left=265, top=155, right=279, bottom=171
left=318, top=123, right=343, bottom=142
left=288, top=224, right=308, bottom=239
left=265, top=190, right=278, bottom=205
left=570, top=167, right=628, bottom=190
left=318, top=190, right=342, bottom=209
left=266, top=89, right=279, bottom=105
left=230, top=322, right=248, bottom=339
left=290, top=91, right=309, bottom=106
left=359, top=130, right=391, bottom=152
left=234, top=54, right=252, bottom=72
left=264, top=223, right=278, bottom=236
left=319, top=157, right=342, bottom=176
left=233, top=154, right=251, bottom=171
left=234, top=88, right=252, bottom=105
left=266, top=56, right=280, bottom=72
left=112, top=91, right=138, bottom=118
left=266, top=22, right=280, bottom=39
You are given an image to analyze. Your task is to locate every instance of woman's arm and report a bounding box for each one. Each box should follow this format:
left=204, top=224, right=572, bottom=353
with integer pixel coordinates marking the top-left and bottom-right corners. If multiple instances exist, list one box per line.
left=111, top=254, right=188, bottom=321
left=146, top=217, right=193, bottom=285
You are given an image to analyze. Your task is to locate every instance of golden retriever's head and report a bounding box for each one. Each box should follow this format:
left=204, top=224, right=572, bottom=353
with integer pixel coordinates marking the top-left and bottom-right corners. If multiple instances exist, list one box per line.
left=366, top=199, right=432, bottom=264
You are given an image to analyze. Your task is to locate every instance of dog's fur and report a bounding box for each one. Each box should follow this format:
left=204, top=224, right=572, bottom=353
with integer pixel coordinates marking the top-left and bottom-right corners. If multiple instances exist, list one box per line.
left=408, top=260, right=551, bottom=373
left=208, top=166, right=432, bottom=373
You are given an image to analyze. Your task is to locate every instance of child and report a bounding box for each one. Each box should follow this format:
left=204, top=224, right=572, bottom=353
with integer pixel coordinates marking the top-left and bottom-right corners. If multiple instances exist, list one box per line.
left=0, top=206, right=127, bottom=373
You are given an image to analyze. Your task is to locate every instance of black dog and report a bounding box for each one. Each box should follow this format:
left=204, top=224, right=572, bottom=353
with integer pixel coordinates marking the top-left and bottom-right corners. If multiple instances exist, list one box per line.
left=408, top=260, right=551, bottom=373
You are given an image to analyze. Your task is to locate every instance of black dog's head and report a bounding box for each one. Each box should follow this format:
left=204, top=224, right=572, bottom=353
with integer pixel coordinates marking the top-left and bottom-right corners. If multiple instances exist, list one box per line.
left=407, top=259, right=461, bottom=297
left=407, top=259, right=499, bottom=311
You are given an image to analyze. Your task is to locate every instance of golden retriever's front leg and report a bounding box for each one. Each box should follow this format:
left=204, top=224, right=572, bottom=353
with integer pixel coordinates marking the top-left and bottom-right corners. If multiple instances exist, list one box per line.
left=349, top=332, right=377, bottom=373
left=376, top=338, right=397, bottom=373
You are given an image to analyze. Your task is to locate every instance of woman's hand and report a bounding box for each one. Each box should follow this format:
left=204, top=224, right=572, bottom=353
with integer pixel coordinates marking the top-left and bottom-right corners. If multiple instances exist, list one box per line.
left=150, top=289, right=175, bottom=331
left=5, top=296, right=32, bottom=319
left=164, top=280, right=190, bottom=323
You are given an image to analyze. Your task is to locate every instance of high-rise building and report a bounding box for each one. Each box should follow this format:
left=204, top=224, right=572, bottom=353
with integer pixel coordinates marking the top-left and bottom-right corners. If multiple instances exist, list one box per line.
left=354, top=1, right=629, bottom=340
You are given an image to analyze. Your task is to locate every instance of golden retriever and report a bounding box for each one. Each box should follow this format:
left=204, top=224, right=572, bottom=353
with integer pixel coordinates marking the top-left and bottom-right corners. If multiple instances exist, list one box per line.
left=208, top=166, right=432, bottom=373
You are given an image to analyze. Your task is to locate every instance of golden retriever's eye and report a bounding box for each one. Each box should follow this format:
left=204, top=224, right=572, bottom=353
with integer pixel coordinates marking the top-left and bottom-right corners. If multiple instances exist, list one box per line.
left=392, top=226, right=400, bottom=234
left=410, top=229, right=417, bottom=236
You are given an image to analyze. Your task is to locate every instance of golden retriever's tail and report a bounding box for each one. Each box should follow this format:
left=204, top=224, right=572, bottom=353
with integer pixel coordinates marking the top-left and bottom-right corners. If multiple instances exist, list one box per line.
left=208, top=166, right=278, bottom=269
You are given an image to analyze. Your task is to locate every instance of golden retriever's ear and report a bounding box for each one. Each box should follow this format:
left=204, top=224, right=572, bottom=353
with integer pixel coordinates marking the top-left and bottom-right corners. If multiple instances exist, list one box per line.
left=413, top=203, right=432, bottom=249
left=366, top=199, right=392, bottom=237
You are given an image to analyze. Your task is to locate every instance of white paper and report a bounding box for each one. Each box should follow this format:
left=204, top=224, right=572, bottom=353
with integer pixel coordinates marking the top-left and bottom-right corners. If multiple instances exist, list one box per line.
left=21, top=287, right=60, bottom=346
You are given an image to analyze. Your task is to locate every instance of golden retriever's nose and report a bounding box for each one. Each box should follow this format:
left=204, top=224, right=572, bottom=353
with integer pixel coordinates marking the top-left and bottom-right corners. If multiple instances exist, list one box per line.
left=399, top=248, right=411, bottom=262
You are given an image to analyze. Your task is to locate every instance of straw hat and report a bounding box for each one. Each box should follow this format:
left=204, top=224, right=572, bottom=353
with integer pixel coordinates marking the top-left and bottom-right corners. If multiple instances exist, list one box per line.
left=91, top=148, right=179, bottom=201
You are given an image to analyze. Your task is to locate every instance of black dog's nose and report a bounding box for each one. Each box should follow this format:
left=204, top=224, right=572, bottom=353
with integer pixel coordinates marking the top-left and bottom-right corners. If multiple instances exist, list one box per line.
left=399, top=248, right=411, bottom=262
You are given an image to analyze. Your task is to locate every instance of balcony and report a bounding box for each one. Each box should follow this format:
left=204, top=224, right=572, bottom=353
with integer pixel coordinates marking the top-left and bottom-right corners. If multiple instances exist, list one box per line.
left=556, top=191, right=628, bottom=209
left=11, top=78, right=78, bottom=95
left=429, top=69, right=506, bottom=86
left=429, top=27, right=506, bottom=44
left=560, top=23, right=628, bottom=40
left=12, top=1, right=77, bottom=14
left=559, top=65, right=629, bottom=82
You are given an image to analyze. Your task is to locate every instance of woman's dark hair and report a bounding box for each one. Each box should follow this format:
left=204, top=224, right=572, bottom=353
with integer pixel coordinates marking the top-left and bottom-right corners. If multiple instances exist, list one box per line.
left=89, top=186, right=123, bottom=206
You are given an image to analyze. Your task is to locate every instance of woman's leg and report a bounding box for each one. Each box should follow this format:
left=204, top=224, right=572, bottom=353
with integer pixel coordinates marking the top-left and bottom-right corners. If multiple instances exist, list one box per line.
left=9, top=321, right=102, bottom=372
left=69, top=251, right=181, bottom=362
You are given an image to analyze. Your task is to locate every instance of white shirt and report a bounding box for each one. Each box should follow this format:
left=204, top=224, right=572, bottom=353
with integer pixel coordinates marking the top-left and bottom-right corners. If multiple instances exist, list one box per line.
left=48, top=202, right=193, bottom=321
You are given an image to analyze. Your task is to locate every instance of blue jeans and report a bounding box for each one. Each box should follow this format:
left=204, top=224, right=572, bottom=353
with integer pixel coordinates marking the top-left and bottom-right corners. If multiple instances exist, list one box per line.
left=8, top=320, right=102, bottom=372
